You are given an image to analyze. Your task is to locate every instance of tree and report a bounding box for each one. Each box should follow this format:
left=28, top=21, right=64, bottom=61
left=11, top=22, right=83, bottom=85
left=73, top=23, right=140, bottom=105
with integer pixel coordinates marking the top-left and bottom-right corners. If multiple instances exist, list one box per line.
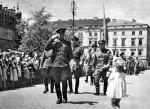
left=19, top=7, right=56, bottom=53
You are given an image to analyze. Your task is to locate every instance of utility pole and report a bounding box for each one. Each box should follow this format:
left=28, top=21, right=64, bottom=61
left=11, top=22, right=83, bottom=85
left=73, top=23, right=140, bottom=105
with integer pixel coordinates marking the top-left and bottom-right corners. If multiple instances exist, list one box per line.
left=102, top=5, right=108, bottom=45
left=71, top=0, right=76, bottom=36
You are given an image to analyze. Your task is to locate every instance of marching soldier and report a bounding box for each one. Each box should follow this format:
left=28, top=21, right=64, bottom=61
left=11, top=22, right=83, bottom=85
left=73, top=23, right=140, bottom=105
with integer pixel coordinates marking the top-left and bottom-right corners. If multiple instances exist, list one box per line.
left=69, top=36, right=83, bottom=94
left=39, top=50, right=54, bottom=93
left=45, top=27, right=73, bottom=104
left=93, top=40, right=112, bottom=95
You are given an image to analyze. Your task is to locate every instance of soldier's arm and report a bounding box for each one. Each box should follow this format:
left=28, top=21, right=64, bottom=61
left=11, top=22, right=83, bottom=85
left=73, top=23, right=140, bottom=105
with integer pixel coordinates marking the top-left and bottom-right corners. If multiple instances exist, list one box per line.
left=39, top=51, right=45, bottom=68
left=45, top=34, right=59, bottom=51
left=102, top=50, right=112, bottom=70
left=68, top=42, right=73, bottom=62
left=92, top=54, right=97, bottom=69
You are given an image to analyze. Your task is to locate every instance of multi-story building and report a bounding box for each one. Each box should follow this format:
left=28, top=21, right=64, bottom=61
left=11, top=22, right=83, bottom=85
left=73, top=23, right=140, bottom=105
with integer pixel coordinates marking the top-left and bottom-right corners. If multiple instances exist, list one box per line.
left=107, top=19, right=150, bottom=64
left=54, top=18, right=150, bottom=64
left=0, top=4, right=22, bottom=51
left=53, top=18, right=110, bottom=48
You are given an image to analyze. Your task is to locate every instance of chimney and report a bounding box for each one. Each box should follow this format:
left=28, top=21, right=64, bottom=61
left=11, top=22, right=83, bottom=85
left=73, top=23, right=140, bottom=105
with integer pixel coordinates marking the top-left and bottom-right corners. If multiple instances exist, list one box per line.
left=93, top=17, right=98, bottom=20
left=132, top=19, right=136, bottom=22
left=112, top=19, right=116, bottom=22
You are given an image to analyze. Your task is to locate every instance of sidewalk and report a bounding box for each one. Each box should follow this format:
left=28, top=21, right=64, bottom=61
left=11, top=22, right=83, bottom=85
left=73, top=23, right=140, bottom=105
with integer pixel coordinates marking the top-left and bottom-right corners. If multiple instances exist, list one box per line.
left=0, top=70, right=150, bottom=109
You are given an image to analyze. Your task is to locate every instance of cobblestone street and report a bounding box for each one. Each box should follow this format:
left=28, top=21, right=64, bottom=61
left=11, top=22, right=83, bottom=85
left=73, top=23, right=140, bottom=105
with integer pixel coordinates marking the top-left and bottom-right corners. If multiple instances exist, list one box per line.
left=0, top=70, right=150, bottom=109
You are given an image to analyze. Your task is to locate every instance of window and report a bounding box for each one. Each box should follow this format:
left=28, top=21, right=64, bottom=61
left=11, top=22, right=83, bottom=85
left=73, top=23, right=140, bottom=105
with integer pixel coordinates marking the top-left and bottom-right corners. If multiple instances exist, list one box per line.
left=131, top=49, right=136, bottom=56
left=121, top=38, right=126, bottom=46
left=131, top=38, right=136, bottom=46
left=95, top=41, right=97, bottom=45
left=120, top=49, right=126, bottom=56
left=94, top=33, right=97, bottom=36
left=139, top=31, right=142, bottom=35
left=113, top=38, right=118, bottom=46
left=89, top=32, right=92, bottom=36
left=132, top=31, right=135, bottom=35
left=131, top=52, right=135, bottom=56
left=138, top=49, right=143, bottom=56
left=139, top=38, right=143, bottom=46
left=122, top=31, right=125, bottom=36
left=114, top=32, right=117, bottom=36
left=89, top=40, right=92, bottom=45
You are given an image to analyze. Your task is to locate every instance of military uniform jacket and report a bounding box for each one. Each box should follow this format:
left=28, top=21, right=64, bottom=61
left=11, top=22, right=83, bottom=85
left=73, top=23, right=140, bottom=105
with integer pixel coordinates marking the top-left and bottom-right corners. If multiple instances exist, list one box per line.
left=40, top=50, right=53, bottom=69
left=93, top=48, right=112, bottom=70
left=45, top=37, right=73, bottom=67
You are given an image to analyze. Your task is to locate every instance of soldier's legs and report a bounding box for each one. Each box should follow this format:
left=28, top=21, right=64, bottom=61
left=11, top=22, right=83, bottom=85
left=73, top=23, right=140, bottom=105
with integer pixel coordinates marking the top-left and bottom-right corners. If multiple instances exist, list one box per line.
left=55, top=80, right=62, bottom=104
left=68, top=77, right=73, bottom=93
left=42, top=69, right=49, bottom=93
left=94, top=70, right=100, bottom=95
left=61, top=66, right=70, bottom=103
left=90, top=70, right=94, bottom=85
left=50, top=78, right=55, bottom=93
left=102, top=71, right=108, bottom=95
left=52, top=67, right=62, bottom=104
left=75, top=77, right=80, bottom=94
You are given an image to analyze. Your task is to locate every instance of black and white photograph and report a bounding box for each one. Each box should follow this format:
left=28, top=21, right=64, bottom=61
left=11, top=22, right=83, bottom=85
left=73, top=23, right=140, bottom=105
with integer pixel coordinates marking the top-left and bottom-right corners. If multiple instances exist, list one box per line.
left=0, top=0, right=150, bottom=109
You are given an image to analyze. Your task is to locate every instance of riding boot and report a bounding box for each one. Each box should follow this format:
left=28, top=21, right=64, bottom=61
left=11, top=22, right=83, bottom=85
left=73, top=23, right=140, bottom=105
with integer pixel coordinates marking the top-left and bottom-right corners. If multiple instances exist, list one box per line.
left=94, top=85, right=100, bottom=95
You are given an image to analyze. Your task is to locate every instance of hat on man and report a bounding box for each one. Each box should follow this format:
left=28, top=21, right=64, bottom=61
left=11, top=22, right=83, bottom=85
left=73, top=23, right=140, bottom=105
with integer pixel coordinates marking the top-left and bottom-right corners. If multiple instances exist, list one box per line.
left=98, top=40, right=106, bottom=44
left=91, top=42, right=97, bottom=48
left=56, top=27, right=66, bottom=34
left=73, top=36, right=79, bottom=42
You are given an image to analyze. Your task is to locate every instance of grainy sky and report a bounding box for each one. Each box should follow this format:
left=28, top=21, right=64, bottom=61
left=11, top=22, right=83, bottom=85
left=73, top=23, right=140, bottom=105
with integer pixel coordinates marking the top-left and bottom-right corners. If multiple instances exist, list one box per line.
left=2, top=0, right=150, bottom=24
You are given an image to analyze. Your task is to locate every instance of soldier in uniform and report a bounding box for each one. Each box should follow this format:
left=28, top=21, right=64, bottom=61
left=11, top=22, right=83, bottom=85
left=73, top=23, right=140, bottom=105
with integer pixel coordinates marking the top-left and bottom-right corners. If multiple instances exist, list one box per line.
left=44, top=27, right=73, bottom=104
left=39, top=50, right=54, bottom=93
left=93, top=40, right=112, bottom=95
left=69, top=36, right=83, bottom=94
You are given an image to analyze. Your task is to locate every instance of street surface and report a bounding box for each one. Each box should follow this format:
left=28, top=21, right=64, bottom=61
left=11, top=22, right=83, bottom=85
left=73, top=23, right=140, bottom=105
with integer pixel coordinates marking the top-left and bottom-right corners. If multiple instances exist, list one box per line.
left=0, top=70, right=150, bottom=109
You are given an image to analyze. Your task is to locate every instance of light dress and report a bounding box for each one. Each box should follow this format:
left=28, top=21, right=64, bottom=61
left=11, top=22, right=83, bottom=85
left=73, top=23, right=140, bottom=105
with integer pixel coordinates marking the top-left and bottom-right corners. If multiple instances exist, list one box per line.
left=106, top=67, right=127, bottom=98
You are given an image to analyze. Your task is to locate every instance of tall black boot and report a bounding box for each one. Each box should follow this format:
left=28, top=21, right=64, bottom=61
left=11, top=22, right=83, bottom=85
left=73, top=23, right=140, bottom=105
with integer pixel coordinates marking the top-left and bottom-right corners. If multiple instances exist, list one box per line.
left=94, top=85, right=100, bottom=95
left=103, top=80, right=108, bottom=95
left=75, top=78, right=79, bottom=94
left=56, top=94, right=62, bottom=104
left=56, top=90, right=62, bottom=104
left=50, top=80, right=54, bottom=93
left=68, top=78, right=73, bottom=93
left=43, top=78, right=49, bottom=93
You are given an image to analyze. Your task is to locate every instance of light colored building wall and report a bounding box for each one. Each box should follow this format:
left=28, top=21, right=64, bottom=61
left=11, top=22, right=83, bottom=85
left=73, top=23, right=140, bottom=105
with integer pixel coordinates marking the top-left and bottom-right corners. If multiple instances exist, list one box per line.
left=108, top=26, right=148, bottom=60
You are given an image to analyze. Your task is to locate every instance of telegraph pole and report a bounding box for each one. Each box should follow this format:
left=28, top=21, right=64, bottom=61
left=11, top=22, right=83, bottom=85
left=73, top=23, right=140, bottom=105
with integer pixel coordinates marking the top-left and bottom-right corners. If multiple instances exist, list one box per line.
left=103, top=5, right=107, bottom=44
left=71, top=0, right=76, bottom=36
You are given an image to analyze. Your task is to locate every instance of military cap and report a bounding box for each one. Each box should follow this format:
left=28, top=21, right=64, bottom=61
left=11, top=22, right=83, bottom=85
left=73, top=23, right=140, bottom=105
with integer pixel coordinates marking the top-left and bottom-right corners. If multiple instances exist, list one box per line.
left=56, top=27, right=66, bottom=34
left=91, top=42, right=97, bottom=48
left=98, top=40, right=106, bottom=44
left=73, top=36, right=79, bottom=41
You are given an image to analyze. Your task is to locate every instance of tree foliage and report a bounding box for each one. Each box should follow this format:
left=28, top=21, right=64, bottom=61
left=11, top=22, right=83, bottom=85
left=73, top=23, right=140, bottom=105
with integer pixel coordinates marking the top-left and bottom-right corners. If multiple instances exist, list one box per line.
left=18, top=7, right=56, bottom=53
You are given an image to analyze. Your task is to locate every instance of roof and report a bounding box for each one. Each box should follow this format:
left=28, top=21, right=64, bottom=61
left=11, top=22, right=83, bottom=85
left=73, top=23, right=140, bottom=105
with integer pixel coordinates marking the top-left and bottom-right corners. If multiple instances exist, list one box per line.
left=52, top=18, right=110, bottom=28
left=107, top=19, right=148, bottom=27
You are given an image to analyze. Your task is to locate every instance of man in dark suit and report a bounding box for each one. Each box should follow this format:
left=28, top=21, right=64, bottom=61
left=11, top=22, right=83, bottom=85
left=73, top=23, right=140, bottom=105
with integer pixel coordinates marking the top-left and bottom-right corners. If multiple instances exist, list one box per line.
left=45, top=27, right=73, bottom=104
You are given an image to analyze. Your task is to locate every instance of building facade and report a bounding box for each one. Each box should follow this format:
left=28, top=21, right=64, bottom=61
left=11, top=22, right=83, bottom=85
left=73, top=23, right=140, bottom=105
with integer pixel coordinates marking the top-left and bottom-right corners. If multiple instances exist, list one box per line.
left=107, top=19, right=150, bottom=64
left=0, top=4, right=22, bottom=51
left=54, top=18, right=110, bottom=48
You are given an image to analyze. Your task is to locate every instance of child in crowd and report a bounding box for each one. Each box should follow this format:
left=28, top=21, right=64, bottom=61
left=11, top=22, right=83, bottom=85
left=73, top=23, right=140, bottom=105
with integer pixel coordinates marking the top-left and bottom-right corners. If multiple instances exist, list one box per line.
left=106, top=57, right=127, bottom=109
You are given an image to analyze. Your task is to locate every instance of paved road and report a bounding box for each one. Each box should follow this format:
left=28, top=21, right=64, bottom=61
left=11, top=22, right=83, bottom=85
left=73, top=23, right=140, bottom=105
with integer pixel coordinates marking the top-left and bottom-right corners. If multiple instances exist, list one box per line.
left=0, top=70, right=150, bottom=109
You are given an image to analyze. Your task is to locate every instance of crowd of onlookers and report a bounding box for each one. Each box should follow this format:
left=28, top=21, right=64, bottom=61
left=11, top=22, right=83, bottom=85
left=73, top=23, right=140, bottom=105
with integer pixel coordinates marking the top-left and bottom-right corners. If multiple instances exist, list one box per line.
left=0, top=49, right=41, bottom=91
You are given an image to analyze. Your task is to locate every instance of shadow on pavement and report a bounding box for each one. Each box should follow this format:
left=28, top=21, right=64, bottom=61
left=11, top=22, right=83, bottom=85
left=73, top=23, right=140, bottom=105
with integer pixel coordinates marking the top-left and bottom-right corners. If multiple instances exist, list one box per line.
left=78, top=92, right=94, bottom=94
left=68, top=101, right=98, bottom=105
left=126, top=83, right=133, bottom=84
